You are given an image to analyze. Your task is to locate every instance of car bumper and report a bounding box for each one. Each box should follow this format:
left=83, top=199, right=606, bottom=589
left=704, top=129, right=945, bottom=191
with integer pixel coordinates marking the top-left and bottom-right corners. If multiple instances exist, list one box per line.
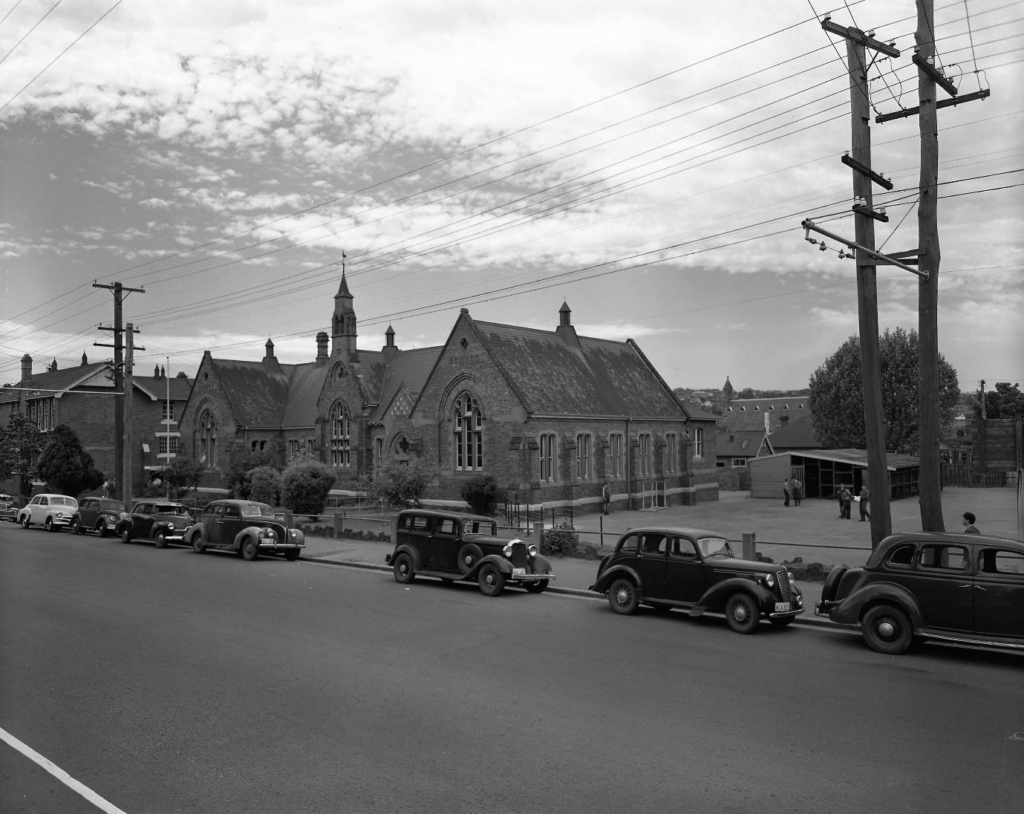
left=49, top=517, right=74, bottom=528
left=256, top=541, right=304, bottom=551
left=509, top=572, right=553, bottom=582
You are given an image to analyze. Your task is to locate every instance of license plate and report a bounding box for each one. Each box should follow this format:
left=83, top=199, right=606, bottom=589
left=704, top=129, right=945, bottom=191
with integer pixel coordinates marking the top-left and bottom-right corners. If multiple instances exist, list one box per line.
left=775, top=602, right=791, bottom=612
left=512, top=568, right=526, bottom=577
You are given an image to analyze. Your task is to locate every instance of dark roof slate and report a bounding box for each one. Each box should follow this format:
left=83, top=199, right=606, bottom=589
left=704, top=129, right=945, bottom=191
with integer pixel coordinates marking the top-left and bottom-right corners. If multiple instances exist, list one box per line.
left=1, top=363, right=112, bottom=404
left=211, top=359, right=292, bottom=427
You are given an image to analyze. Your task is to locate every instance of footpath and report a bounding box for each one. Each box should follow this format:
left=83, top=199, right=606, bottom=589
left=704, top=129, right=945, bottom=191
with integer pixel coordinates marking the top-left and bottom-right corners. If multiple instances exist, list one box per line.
left=298, top=487, right=1020, bottom=628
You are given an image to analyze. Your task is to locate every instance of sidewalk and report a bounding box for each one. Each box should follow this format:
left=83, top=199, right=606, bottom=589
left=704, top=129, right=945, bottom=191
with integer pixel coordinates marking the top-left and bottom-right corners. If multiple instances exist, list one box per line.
left=299, top=487, right=1019, bottom=627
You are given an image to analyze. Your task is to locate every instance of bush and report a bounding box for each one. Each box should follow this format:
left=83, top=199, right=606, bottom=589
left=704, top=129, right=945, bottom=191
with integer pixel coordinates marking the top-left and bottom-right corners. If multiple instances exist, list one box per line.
left=359, top=458, right=435, bottom=508
left=227, top=449, right=279, bottom=499
left=460, top=474, right=503, bottom=515
left=281, top=461, right=336, bottom=515
left=248, top=466, right=283, bottom=505
left=542, top=522, right=579, bottom=557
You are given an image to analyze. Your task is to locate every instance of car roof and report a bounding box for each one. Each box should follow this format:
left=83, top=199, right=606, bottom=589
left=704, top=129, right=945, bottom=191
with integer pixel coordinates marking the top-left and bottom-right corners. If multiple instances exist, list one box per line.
left=208, top=499, right=271, bottom=507
left=398, top=508, right=496, bottom=522
left=617, top=527, right=728, bottom=538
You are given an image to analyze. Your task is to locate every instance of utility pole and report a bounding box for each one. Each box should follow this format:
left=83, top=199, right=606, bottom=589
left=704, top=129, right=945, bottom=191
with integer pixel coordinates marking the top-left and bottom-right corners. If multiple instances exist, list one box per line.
left=94, top=281, right=145, bottom=502
left=124, top=324, right=135, bottom=512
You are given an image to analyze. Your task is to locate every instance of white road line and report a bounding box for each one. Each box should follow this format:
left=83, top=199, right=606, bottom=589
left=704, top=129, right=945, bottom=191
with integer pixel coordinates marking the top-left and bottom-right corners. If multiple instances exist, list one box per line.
left=0, top=726, right=129, bottom=814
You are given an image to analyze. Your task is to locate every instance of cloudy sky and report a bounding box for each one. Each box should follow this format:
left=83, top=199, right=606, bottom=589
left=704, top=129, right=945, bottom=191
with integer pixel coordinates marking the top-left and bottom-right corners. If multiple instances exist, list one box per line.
left=1, top=0, right=1021, bottom=394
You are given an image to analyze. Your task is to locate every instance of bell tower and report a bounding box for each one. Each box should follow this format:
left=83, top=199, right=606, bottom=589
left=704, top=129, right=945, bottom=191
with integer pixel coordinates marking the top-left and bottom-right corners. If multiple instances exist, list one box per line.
left=331, top=269, right=357, bottom=359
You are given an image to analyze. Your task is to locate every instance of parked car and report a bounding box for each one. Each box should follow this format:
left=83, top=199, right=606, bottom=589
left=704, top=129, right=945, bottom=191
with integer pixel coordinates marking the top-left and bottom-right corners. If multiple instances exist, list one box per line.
left=70, top=497, right=127, bottom=537
left=115, top=500, right=192, bottom=547
left=385, top=509, right=554, bottom=596
left=16, top=494, right=79, bottom=532
left=589, top=526, right=804, bottom=633
left=0, top=493, right=18, bottom=522
left=187, top=499, right=305, bottom=560
left=815, top=532, right=1024, bottom=654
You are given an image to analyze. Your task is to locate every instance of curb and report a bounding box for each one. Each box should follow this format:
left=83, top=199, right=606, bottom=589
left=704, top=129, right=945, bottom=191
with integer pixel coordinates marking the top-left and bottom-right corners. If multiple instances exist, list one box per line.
left=299, top=554, right=832, bottom=627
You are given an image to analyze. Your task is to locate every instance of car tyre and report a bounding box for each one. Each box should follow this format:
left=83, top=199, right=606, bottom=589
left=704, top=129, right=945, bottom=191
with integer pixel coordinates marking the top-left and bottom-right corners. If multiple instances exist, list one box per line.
left=724, top=592, right=760, bottom=634
left=20, top=515, right=30, bottom=529
left=861, top=604, right=914, bottom=655
left=523, top=580, right=549, bottom=594
left=284, top=549, right=300, bottom=561
left=153, top=531, right=167, bottom=549
left=393, top=552, right=415, bottom=584
left=192, top=534, right=206, bottom=554
left=457, top=543, right=483, bottom=575
left=241, top=537, right=259, bottom=561
left=71, top=518, right=82, bottom=535
left=45, top=517, right=57, bottom=533
left=478, top=562, right=505, bottom=597
left=608, top=577, right=639, bottom=615
left=97, top=521, right=108, bottom=538
left=120, top=528, right=131, bottom=544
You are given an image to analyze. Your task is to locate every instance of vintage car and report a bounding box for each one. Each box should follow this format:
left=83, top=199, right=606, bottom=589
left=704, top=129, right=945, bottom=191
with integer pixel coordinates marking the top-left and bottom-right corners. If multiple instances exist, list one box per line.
left=187, top=499, right=305, bottom=560
left=385, top=509, right=554, bottom=596
left=589, top=526, right=804, bottom=633
left=17, top=494, right=79, bottom=532
left=71, top=497, right=127, bottom=537
left=115, top=500, right=192, bottom=548
left=815, top=532, right=1024, bottom=654
left=0, top=493, right=18, bottom=522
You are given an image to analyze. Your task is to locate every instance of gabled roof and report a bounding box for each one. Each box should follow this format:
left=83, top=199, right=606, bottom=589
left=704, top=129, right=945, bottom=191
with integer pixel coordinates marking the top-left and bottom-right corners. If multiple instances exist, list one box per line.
left=720, top=395, right=818, bottom=449
left=0, top=362, right=113, bottom=404
left=362, top=346, right=442, bottom=422
left=466, top=318, right=684, bottom=418
left=717, top=430, right=770, bottom=457
left=209, top=358, right=293, bottom=427
left=132, top=375, right=193, bottom=402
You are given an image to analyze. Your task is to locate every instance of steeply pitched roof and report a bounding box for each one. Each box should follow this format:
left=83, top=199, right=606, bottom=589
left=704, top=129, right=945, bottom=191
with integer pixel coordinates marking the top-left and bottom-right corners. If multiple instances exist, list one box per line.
left=281, top=363, right=330, bottom=428
left=720, top=396, right=818, bottom=449
left=0, top=362, right=113, bottom=405
left=210, top=359, right=292, bottom=427
left=132, top=375, right=193, bottom=402
left=469, top=319, right=684, bottom=418
left=362, top=347, right=443, bottom=422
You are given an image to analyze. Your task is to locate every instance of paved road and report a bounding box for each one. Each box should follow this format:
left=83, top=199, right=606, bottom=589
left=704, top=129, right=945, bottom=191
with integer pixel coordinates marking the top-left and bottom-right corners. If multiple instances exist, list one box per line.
left=2, top=524, right=1022, bottom=813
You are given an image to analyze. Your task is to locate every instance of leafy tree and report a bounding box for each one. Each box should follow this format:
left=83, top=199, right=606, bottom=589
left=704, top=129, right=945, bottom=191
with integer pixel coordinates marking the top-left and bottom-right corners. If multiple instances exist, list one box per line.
left=162, top=456, right=206, bottom=499
left=0, top=412, right=46, bottom=496
left=281, top=460, right=336, bottom=515
left=227, top=448, right=279, bottom=498
left=35, top=424, right=105, bottom=497
left=460, top=474, right=503, bottom=515
left=248, top=465, right=283, bottom=506
left=979, top=382, right=1024, bottom=418
left=808, top=327, right=959, bottom=454
left=359, top=458, right=435, bottom=508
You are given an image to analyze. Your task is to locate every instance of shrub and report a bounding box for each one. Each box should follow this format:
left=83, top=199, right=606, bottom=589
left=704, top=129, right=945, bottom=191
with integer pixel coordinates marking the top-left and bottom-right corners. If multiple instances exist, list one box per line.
left=542, top=522, right=579, bottom=557
left=248, top=466, right=283, bottom=506
left=281, top=461, right=336, bottom=515
left=359, top=458, right=435, bottom=508
left=460, top=474, right=503, bottom=515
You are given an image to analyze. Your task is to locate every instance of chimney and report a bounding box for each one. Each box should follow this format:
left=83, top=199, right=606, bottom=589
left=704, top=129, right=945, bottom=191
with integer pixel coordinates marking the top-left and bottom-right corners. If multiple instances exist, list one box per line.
left=154, top=364, right=161, bottom=377
left=555, top=300, right=581, bottom=348
left=21, top=354, right=32, bottom=383
left=262, top=338, right=282, bottom=373
left=316, top=331, right=329, bottom=364
left=383, top=325, right=397, bottom=362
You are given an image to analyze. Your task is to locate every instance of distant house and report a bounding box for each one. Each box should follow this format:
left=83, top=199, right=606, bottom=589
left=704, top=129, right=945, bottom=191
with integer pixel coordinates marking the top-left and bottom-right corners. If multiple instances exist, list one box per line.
left=716, top=393, right=819, bottom=469
left=0, top=354, right=192, bottom=498
left=179, top=274, right=718, bottom=513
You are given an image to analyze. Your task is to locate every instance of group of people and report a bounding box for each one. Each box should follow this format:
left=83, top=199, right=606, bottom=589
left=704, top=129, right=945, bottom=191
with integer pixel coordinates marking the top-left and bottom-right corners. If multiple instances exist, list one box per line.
left=834, top=484, right=871, bottom=521
left=782, top=477, right=803, bottom=507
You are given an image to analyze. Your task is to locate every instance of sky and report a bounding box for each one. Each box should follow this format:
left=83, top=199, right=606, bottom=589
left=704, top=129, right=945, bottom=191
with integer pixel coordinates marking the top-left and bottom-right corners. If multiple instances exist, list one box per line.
left=1, top=0, right=1021, bottom=395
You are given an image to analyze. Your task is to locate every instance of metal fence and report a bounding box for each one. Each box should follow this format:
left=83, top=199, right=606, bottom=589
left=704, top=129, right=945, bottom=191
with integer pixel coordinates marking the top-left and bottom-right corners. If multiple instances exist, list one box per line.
left=941, top=466, right=1018, bottom=488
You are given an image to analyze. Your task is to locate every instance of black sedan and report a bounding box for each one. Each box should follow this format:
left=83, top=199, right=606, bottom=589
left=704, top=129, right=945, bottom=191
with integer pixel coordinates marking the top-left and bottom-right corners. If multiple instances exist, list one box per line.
left=187, top=499, right=304, bottom=561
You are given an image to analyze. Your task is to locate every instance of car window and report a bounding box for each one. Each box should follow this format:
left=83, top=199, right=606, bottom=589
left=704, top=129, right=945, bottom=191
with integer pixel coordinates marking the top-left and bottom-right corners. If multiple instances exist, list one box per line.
left=640, top=534, right=667, bottom=555
left=670, top=537, right=697, bottom=559
left=618, top=534, right=640, bottom=554
left=81, top=499, right=95, bottom=510
left=436, top=519, right=457, bottom=536
left=39, top=497, right=49, bottom=506
left=978, top=549, right=1024, bottom=575
left=55, top=497, right=76, bottom=507
left=464, top=520, right=496, bottom=535
left=156, top=504, right=187, bottom=515
left=411, top=516, right=430, bottom=532
left=885, top=543, right=917, bottom=568
left=918, top=544, right=969, bottom=571
left=223, top=505, right=241, bottom=518
left=210, top=504, right=224, bottom=518
left=397, top=514, right=412, bottom=531
left=697, top=537, right=734, bottom=558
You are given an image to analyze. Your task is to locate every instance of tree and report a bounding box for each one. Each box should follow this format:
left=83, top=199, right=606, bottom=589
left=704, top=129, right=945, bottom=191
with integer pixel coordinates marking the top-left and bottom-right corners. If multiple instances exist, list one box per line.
left=162, top=456, right=206, bottom=500
left=226, top=448, right=279, bottom=498
left=248, top=465, right=283, bottom=505
left=0, top=412, right=46, bottom=496
left=808, top=328, right=959, bottom=454
left=980, top=382, right=1024, bottom=418
left=281, top=460, right=336, bottom=515
left=35, top=424, right=105, bottom=497
left=461, top=474, right=503, bottom=515
left=359, top=458, right=435, bottom=509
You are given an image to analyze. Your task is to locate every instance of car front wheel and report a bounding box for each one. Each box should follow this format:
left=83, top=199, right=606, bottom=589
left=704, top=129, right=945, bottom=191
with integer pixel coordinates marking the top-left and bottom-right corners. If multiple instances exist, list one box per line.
left=478, top=562, right=506, bottom=597
left=120, top=528, right=131, bottom=544
left=71, top=518, right=82, bottom=535
left=45, top=517, right=57, bottom=533
left=861, top=604, right=914, bottom=655
left=607, top=577, right=639, bottom=615
left=153, top=531, right=167, bottom=549
left=240, top=537, right=259, bottom=561
left=724, top=592, right=760, bottom=634
left=97, top=521, right=108, bottom=538
left=523, top=580, right=548, bottom=594
left=20, top=515, right=30, bottom=529
left=392, top=552, right=415, bottom=584
left=192, top=534, right=206, bottom=554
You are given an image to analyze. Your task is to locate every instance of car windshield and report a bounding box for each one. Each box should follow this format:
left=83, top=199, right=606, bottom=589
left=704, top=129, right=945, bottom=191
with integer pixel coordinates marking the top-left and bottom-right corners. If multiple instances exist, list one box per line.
left=697, top=537, right=734, bottom=558
left=240, top=503, right=275, bottom=518
left=155, top=504, right=188, bottom=515
left=53, top=497, right=77, bottom=507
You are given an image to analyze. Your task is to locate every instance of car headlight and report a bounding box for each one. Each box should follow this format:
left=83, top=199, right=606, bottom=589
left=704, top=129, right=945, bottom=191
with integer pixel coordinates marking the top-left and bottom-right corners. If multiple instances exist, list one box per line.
left=763, top=573, right=776, bottom=588
left=503, top=542, right=514, bottom=558
left=528, top=544, right=538, bottom=558
left=787, top=571, right=795, bottom=584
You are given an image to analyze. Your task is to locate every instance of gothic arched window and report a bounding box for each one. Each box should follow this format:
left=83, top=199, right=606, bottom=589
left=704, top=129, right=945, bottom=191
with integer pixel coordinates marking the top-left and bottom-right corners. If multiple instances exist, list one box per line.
left=198, top=409, right=217, bottom=466
left=452, top=392, right=483, bottom=471
left=330, top=401, right=352, bottom=468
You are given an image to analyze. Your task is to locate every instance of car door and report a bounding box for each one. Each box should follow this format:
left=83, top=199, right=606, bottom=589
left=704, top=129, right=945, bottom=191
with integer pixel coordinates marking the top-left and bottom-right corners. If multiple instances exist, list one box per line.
left=31, top=496, right=48, bottom=523
left=913, top=543, right=972, bottom=632
left=634, top=532, right=668, bottom=600
left=972, top=546, right=1024, bottom=638
left=662, top=535, right=709, bottom=604
left=134, top=503, right=156, bottom=537
left=220, top=504, right=243, bottom=544
left=80, top=499, right=97, bottom=525
left=202, top=504, right=225, bottom=544
left=432, top=517, right=460, bottom=572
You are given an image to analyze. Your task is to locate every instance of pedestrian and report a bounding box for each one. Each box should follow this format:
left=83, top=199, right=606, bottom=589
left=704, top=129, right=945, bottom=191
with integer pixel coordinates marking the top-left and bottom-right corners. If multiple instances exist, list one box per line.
left=783, top=478, right=792, bottom=507
left=840, top=486, right=852, bottom=520
left=602, top=483, right=611, bottom=515
left=859, top=485, right=871, bottom=521
left=962, top=511, right=980, bottom=534
left=792, top=478, right=803, bottom=506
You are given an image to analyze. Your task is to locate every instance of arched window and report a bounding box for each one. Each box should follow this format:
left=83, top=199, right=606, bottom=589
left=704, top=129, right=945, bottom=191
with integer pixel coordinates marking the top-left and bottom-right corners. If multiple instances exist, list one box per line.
left=198, top=409, right=217, bottom=466
left=452, top=392, right=483, bottom=471
left=330, top=401, right=352, bottom=468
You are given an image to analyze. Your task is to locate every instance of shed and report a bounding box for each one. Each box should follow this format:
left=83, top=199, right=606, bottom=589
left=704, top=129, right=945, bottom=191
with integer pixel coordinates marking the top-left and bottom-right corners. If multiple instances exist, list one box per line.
left=748, top=449, right=920, bottom=500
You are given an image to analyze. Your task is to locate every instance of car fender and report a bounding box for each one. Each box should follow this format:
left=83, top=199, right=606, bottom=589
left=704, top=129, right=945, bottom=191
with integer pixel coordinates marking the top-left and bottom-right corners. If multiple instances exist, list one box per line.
left=531, top=552, right=554, bottom=575
left=230, top=525, right=274, bottom=551
left=464, top=553, right=514, bottom=580
left=186, top=523, right=206, bottom=545
left=114, top=518, right=134, bottom=536
left=590, top=563, right=642, bottom=594
left=386, top=543, right=424, bottom=571
left=831, top=582, right=925, bottom=628
left=693, top=578, right=774, bottom=616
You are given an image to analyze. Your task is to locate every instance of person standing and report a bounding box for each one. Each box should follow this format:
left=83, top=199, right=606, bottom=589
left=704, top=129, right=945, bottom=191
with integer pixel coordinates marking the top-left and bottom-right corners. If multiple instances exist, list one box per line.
left=962, top=511, right=980, bottom=534
left=783, top=478, right=792, bottom=507
left=859, top=485, right=871, bottom=521
left=792, top=478, right=803, bottom=506
left=602, top=483, right=611, bottom=515
left=840, top=486, right=852, bottom=520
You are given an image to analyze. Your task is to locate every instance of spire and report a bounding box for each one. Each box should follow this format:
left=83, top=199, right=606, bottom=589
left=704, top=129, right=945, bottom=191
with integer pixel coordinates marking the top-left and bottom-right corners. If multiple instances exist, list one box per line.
left=332, top=265, right=357, bottom=359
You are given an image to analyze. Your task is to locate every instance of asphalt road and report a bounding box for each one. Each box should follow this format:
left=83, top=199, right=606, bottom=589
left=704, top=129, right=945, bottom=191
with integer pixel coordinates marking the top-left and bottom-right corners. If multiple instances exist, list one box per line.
left=2, top=524, right=1022, bottom=814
